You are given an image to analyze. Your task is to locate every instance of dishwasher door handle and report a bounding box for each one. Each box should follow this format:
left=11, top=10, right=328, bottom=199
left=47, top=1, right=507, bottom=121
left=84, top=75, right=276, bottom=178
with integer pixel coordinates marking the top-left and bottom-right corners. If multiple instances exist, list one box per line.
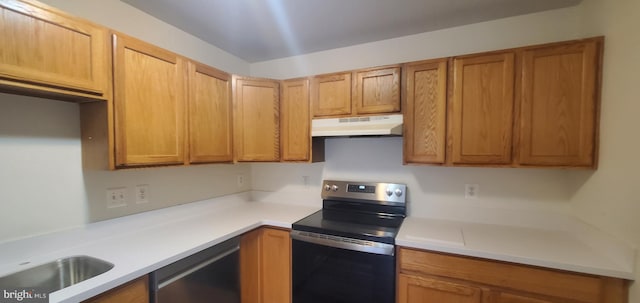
left=157, top=245, right=240, bottom=290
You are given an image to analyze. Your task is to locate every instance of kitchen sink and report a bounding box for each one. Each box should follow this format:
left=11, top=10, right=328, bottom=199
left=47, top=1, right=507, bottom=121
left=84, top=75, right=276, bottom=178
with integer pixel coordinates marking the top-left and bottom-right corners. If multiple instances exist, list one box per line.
left=0, top=256, right=114, bottom=293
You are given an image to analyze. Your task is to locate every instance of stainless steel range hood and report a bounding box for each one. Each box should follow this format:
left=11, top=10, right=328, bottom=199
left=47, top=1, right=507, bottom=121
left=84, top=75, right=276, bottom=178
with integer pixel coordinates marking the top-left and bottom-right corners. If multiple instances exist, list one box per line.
left=311, top=114, right=403, bottom=137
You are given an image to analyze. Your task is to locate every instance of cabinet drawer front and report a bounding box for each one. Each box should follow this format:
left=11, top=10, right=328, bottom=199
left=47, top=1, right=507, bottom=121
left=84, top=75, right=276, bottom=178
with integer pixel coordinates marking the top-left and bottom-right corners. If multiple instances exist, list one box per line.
left=398, top=248, right=602, bottom=303
left=398, top=274, right=483, bottom=303
left=0, top=1, right=108, bottom=96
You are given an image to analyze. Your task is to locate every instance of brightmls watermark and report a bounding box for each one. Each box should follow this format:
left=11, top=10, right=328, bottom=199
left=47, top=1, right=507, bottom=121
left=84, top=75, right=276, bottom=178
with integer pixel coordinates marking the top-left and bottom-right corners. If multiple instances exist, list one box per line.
left=1, top=289, right=47, bottom=303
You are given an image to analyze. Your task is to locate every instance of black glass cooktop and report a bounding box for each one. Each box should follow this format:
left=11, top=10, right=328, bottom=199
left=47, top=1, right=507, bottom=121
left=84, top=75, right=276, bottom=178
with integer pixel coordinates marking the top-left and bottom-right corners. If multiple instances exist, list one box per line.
left=292, top=208, right=404, bottom=245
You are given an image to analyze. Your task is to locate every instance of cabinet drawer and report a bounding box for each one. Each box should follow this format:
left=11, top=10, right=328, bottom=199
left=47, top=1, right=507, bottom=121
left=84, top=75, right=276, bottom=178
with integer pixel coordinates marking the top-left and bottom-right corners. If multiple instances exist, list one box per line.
left=398, top=248, right=603, bottom=303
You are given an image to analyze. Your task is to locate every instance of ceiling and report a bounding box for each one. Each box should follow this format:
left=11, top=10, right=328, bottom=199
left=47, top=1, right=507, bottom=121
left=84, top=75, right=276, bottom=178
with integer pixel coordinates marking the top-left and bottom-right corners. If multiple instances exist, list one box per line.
left=121, top=0, right=582, bottom=63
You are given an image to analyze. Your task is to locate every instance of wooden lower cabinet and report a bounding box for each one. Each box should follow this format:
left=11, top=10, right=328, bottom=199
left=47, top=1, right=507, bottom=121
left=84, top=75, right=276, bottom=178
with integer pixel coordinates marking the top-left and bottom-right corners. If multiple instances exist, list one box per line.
left=398, top=274, right=483, bottom=303
left=240, top=227, right=291, bottom=303
left=82, top=276, right=148, bottom=303
left=397, top=247, right=628, bottom=303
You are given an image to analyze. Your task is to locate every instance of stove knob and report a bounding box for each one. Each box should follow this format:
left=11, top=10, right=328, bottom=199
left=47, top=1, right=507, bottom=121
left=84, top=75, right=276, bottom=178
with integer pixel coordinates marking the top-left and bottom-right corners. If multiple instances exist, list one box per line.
left=385, top=188, right=393, bottom=196
left=324, top=184, right=331, bottom=191
left=331, top=185, right=339, bottom=192
left=394, top=188, right=403, bottom=197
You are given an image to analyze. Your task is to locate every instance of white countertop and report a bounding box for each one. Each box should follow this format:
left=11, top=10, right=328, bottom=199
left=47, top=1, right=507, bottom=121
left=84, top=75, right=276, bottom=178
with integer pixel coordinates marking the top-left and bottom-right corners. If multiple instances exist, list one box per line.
left=0, top=194, right=319, bottom=303
left=396, top=216, right=636, bottom=280
left=0, top=193, right=635, bottom=302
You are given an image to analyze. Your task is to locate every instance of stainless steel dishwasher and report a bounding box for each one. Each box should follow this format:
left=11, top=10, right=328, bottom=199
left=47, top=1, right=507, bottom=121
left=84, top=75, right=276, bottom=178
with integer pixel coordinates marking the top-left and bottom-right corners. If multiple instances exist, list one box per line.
left=150, top=236, right=240, bottom=303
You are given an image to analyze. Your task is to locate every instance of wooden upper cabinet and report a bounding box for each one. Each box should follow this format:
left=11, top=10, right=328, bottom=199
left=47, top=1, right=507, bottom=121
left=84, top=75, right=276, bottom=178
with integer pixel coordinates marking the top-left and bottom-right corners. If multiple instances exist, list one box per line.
left=451, top=52, right=515, bottom=165
left=517, top=39, right=601, bottom=168
left=112, top=32, right=186, bottom=167
left=281, top=79, right=311, bottom=162
left=311, top=72, right=352, bottom=117
left=353, top=66, right=401, bottom=115
left=187, top=62, right=233, bottom=163
left=234, top=77, right=280, bottom=162
left=0, top=0, right=110, bottom=100
left=398, top=274, right=483, bottom=303
left=403, top=59, right=448, bottom=164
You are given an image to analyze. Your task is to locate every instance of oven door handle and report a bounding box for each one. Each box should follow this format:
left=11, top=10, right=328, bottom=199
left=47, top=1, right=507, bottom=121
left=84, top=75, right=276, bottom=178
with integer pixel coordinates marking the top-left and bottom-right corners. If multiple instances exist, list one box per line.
left=291, top=230, right=395, bottom=256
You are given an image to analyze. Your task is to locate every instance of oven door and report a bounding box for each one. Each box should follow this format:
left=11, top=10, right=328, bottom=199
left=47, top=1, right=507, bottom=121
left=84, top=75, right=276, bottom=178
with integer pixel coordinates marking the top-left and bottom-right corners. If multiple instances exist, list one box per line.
left=291, top=231, right=395, bottom=303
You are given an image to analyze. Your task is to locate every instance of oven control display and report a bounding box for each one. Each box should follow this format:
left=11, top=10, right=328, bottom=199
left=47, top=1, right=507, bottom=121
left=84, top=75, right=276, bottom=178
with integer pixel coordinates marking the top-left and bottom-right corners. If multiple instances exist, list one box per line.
left=347, top=184, right=376, bottom=193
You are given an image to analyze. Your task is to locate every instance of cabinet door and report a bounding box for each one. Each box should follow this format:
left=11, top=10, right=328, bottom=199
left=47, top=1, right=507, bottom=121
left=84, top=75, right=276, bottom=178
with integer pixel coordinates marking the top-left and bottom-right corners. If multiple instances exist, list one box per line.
left=113, top=33, right=186, bottom=167
left=451, top=52, right=515, bottom=165
left=234, top=77, right=280, bottom=162
left=83, top=276, right=148, bottom=303
left=311, top=72, right=352, bottom=117
left=281, top=79, right=311, bottom=162
left=518, top=39, right=600, bottom=167
left=398, top=274, right=483, bottom=303
left=188, top=62, right=233, bottom=163
left=403, top=59, right=448, bottom=164
left=240, top=227, right=291, bottom=303
left=261, top=228, right=292, bottom=303
left=354, top=66, right=401, bottom=114
left=0, top=0, right=110, bottom=99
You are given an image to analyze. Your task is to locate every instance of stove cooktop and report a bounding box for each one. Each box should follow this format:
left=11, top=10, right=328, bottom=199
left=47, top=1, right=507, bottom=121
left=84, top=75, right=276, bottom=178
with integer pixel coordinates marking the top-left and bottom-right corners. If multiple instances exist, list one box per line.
left=292, top=180, right=408, bottom=245
left=292, top=209, right=404, bottom=244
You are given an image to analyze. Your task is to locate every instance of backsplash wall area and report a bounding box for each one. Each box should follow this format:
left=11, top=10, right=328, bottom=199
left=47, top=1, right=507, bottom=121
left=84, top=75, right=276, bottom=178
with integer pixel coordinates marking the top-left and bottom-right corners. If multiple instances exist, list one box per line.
left=251, top=137, right=575, bottom=224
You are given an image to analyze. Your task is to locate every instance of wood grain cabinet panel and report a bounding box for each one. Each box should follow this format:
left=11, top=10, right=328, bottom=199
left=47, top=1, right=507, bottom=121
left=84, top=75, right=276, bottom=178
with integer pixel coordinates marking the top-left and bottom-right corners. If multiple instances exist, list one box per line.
left=82, top=276, right=148, bottom=303
left=234, top=77, right=280, bottom=162
left=354, top=66, right=401, bottom=115
left=398, top=274, right=483, bottom=303
left=0, top=0, right=110, bottom=100
left=398, top=247, right=629, bottom=303
left=517, top=39, right=601, bottom=167
left=494, top=292, right=554, bottom=303
left=311, top=72, right=352, bottom=117
left=451, top=52, right=515, bottom=165
left=187, top=62, right=233, bottom=163
left=281, top=79, right=311, bottom=162
left=112, top=32, right=186, bottom=167
left=241, top=227, right=291, bottom=303
left=403, top=59, right=448, bottom=164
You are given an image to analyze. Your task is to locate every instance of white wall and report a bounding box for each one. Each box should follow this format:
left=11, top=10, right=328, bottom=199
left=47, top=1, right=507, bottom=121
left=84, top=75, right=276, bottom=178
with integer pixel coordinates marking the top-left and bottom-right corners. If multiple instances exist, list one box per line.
left=0, top=1, right=253, bottom=243
left=0, top=94, right=86, bottom=241
left=569, top=0, right=640, bottom=300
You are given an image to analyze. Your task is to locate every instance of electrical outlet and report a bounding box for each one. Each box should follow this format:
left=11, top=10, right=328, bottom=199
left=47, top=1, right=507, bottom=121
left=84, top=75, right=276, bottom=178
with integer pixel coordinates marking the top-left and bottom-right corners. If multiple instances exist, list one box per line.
left=237, top=175, right=245, bottom=188
left=465, top=184, right=479, bottom=199
left=106, top=187, right=127, bottom=208
left=135, top=184, right=149, bottom=204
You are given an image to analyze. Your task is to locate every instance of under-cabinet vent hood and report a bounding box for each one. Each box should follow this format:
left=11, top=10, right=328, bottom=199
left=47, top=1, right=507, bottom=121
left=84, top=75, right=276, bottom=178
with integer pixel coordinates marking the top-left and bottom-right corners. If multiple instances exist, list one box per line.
left=311, top=114, right=403, bottom=137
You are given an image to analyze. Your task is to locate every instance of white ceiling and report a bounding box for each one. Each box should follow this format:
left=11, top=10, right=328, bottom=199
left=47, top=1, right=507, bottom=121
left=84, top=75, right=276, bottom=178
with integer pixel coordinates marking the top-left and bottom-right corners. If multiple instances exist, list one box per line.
left=121, top=0, right=582, bottom=63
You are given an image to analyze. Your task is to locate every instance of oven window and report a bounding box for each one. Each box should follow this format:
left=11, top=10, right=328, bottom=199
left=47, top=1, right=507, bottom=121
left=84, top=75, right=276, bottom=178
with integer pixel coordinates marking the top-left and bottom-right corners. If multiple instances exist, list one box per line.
left=292, top=239, right=395, bottom=303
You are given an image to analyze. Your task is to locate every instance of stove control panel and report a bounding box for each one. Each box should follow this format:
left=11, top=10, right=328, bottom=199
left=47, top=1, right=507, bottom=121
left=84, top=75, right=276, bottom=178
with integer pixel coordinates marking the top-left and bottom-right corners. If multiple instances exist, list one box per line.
left=321, top=180, right=407, bottom=205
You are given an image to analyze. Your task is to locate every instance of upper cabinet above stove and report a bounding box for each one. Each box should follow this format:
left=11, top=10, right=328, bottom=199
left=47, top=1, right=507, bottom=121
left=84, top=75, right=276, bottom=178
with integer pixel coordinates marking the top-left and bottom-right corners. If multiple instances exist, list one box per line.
left=404, top=37, right=603, bottom=169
